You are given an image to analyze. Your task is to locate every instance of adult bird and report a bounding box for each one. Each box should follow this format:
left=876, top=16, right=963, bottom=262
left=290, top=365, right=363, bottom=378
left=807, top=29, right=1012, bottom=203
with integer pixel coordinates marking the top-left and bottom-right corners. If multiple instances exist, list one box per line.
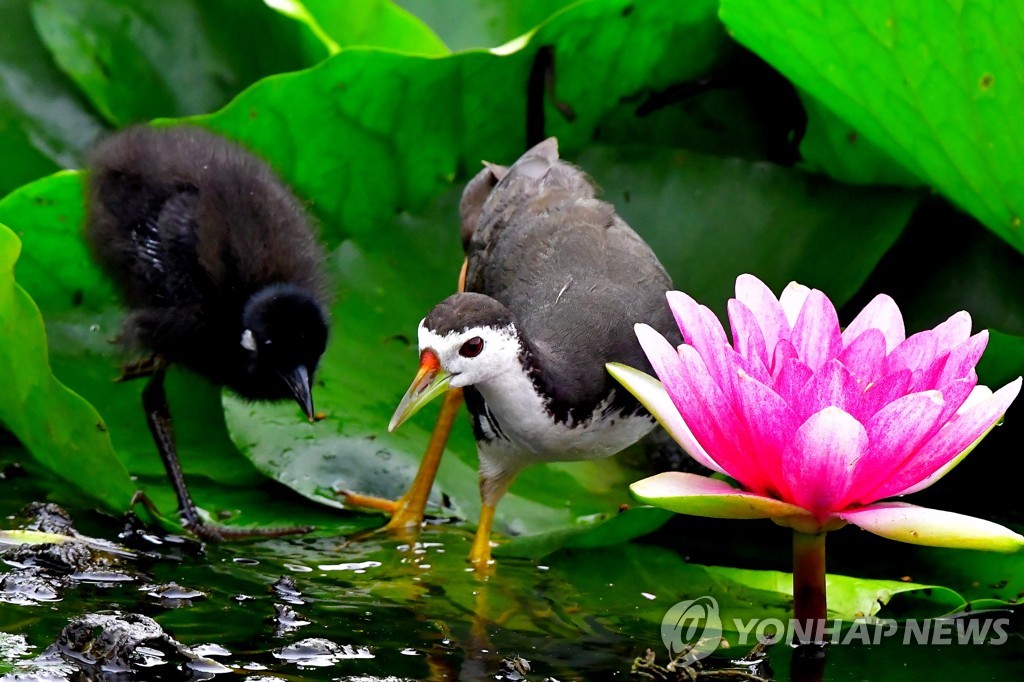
left=385, top=138, right=680, bottom=565
left=86, top=125, right=330, bottom=541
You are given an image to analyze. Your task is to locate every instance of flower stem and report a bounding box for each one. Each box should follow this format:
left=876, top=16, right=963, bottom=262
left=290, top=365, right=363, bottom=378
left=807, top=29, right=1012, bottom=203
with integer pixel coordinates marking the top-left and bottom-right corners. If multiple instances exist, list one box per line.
left=792, top=530, right=827, bottom=644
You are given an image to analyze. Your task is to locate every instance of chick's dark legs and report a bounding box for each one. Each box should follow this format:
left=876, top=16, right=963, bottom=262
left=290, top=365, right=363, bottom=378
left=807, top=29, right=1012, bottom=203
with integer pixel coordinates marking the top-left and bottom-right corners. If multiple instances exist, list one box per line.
left=140, top=362, right=312, bottom=542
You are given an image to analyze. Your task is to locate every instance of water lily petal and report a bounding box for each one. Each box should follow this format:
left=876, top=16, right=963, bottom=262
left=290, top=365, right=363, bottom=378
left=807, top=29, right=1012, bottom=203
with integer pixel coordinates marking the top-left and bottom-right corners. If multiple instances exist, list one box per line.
left=782, top=407, right=867, bottom=515
left=841, top=293, right=905, bottom=353
left=885, top=330, right=938, bottom=375
left=791, top=290, right=842, bottom=372
left=840, top=502, right=1024, bottom=552
left=874, top=378, right=1022, bottom=499
left=909, top=350, right=950, bottom=393
left=770, top=338, right=799, bottom=379
left=936, top=376, right=978, bottom=426
left=729, top=340, right=773, bottom=387
left=673, top=344, right=776, bottom=491
left=735, top=273, right=790, bottom=356
left=728, top=298, right=769, bottom=372
left=773, top=357, right=813, bottom=408
left=860, top=369, right=912, bottom=419
left=799, top=359, right=864, bottom=421
left=779, top=282, right=811, bottom=328
left=846, top=391, right=946, bottom=505
left=733, top=369, right=800, bottom=500
left=837, top=328, right=886, bottom=386
left=607, top=359, right=727, bottom=475
left=895, top=385, right=997, bottom=496
left=634, top=324, right=767, bottom=488
left=631, top=472, right=807, bottom=519
left=931, top=311, right=973, bottom=351
left=666, top=290, right=732, bottom=390
left=956, top=384, right=993, bottom=414
left=666, top=290, right=729, bottom=357
left=897, top=387, right=988, bottom=496
left=937, top=331, right=988, bottom=388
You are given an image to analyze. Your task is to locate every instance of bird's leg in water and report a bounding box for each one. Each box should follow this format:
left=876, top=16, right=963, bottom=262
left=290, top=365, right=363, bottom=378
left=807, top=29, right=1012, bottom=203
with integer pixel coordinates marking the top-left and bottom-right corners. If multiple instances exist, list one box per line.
left=141, top=365, right=313, bottom=542
left=468, top=470, right=517, bottom=567
left=468, top=502, right=496, bottom=567
left=341, top=388, right=464, bottom=527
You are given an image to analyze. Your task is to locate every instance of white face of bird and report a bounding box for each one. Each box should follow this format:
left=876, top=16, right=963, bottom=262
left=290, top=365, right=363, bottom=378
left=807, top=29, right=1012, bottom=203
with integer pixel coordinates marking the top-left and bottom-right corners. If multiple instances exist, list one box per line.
left=418, top=322, right=522, bottom=388
left=387, top=321, right=522, bottom=432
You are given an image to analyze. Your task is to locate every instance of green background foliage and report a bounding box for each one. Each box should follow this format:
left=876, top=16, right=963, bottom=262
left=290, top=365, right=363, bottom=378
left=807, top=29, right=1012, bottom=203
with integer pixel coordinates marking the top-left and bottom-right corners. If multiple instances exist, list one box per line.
left=1, top=0, right=1022, bottom=676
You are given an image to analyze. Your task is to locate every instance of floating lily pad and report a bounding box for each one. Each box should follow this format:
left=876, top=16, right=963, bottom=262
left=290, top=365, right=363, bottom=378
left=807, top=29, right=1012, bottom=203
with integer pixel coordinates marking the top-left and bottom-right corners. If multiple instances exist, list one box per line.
left=0, top=220, right=134, bottom=510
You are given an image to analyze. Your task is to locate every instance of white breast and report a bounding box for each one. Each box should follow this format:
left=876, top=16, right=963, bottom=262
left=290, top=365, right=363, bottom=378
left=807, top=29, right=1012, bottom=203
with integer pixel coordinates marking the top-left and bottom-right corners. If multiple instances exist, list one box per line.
left=473, top=362, right=655, bottom=480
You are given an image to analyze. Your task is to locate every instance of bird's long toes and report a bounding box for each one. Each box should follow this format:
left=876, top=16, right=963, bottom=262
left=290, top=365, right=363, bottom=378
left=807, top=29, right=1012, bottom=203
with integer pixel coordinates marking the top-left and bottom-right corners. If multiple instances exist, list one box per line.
left=186, top=521, right=314, bottom=543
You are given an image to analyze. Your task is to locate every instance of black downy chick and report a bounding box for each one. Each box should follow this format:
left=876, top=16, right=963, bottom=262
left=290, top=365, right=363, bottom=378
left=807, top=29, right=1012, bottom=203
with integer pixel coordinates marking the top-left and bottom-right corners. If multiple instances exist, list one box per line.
left=86, top=125, right=329, bottom=541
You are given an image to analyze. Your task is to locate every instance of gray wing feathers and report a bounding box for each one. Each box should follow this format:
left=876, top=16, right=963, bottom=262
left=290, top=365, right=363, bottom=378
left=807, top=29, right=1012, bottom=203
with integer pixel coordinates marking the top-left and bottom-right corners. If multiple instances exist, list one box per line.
left=464, top=138, right=676, bottom=406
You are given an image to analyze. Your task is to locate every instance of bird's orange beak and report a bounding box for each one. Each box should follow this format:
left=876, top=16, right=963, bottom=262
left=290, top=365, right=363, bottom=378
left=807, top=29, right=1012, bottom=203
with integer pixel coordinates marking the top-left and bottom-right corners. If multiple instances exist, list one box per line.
left=388, top=349, right=452, bottom=432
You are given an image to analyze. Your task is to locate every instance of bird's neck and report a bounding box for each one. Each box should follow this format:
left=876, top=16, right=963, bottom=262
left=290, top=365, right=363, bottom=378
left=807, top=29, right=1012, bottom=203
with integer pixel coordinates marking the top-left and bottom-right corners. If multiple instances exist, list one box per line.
left=471, top=338, right=547, bottom=426
left=470, top=338, right=655, bottom=468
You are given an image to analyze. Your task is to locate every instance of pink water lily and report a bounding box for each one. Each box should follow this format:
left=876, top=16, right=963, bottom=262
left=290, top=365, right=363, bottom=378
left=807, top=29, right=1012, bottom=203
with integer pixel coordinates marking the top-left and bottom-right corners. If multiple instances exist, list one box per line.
left=609, top=275, right=1022, bottom=643
left=609, top=274, right=1022, bottom=548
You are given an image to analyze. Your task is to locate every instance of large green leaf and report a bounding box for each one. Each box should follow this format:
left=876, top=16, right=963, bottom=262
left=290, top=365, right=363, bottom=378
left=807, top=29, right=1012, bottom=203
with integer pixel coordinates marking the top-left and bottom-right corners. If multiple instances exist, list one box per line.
left=29, top=0, right=324, bottom=126
left=576, top=146, right=920, bottom=315
left=192, top=0, right=732, bottom=244
left=0, top=0, right=107, bottom=196
left=268, top=0, right=449, bottom=56
left=719, top=0, right=1024, bottom=253
left=843, top=198, right=1024, bottom=387
left=396, top=0, right=579, bottom=51
left=0, top=219, right=134, bottom=509
left=798, top=90, right=920, bottom=186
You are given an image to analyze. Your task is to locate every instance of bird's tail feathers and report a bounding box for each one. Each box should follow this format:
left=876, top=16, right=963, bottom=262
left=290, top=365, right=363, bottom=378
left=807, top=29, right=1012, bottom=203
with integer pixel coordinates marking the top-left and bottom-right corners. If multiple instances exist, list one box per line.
left=499, top=137, right=594, bottom=198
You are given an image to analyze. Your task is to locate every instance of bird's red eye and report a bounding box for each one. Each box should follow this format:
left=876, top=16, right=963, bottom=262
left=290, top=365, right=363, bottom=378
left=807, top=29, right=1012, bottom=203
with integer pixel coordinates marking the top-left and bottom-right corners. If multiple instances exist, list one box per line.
left=459, top=336, right=484, bottom=358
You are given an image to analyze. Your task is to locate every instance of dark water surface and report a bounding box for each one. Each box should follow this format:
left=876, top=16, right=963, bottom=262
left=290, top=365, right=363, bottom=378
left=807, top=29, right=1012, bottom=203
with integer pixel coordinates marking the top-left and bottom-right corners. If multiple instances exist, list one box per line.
left=1, top=458, right=1021, bottom=681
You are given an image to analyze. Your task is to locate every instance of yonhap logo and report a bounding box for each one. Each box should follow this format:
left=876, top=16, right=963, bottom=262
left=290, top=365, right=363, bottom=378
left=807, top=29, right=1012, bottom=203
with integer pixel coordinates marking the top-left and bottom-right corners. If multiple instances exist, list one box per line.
left=660, top=596, right=723, bottom=665
left=657, top=596, right=1010, bottom=663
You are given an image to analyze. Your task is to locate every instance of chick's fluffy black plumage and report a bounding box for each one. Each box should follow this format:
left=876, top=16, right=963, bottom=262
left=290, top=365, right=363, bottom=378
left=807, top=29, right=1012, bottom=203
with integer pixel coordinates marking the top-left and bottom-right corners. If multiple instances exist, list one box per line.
left=86, top=125, right=329, bottom=401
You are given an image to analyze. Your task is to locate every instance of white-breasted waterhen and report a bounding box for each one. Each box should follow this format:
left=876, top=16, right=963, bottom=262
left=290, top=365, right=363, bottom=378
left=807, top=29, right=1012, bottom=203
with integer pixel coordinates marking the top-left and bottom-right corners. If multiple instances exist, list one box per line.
left=350, top=138, right=679, bottom=564
left=86, top=125, right=329, bottom=541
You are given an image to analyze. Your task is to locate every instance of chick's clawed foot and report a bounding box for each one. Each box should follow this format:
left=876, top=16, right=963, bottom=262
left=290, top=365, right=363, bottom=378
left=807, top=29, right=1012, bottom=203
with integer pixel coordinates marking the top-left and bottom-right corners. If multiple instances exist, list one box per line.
left=184, top=520, right=315, bottom=543
left=127, top=490, right=311, bottom=543
left=115, top=355, right=167, bottom=383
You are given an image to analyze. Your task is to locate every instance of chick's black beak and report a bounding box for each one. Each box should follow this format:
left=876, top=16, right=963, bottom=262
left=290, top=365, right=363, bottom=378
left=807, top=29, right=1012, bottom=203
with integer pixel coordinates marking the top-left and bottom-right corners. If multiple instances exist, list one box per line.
left=280, top=365, right=315, bottom=421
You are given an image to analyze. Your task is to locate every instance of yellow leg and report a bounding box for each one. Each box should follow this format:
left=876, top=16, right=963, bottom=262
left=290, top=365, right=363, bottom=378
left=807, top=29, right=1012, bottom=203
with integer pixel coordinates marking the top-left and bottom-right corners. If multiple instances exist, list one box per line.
left=342, top=387, right=463, bottom=525
left=469, top=502, right=496, bottom=566
left=342, top=260, right=468, bottom=527
left=337, top=490, right=401, bottom=514
left=458, top=258, right=468, bottom=292
left=383, top=387, right=464, bottom=529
